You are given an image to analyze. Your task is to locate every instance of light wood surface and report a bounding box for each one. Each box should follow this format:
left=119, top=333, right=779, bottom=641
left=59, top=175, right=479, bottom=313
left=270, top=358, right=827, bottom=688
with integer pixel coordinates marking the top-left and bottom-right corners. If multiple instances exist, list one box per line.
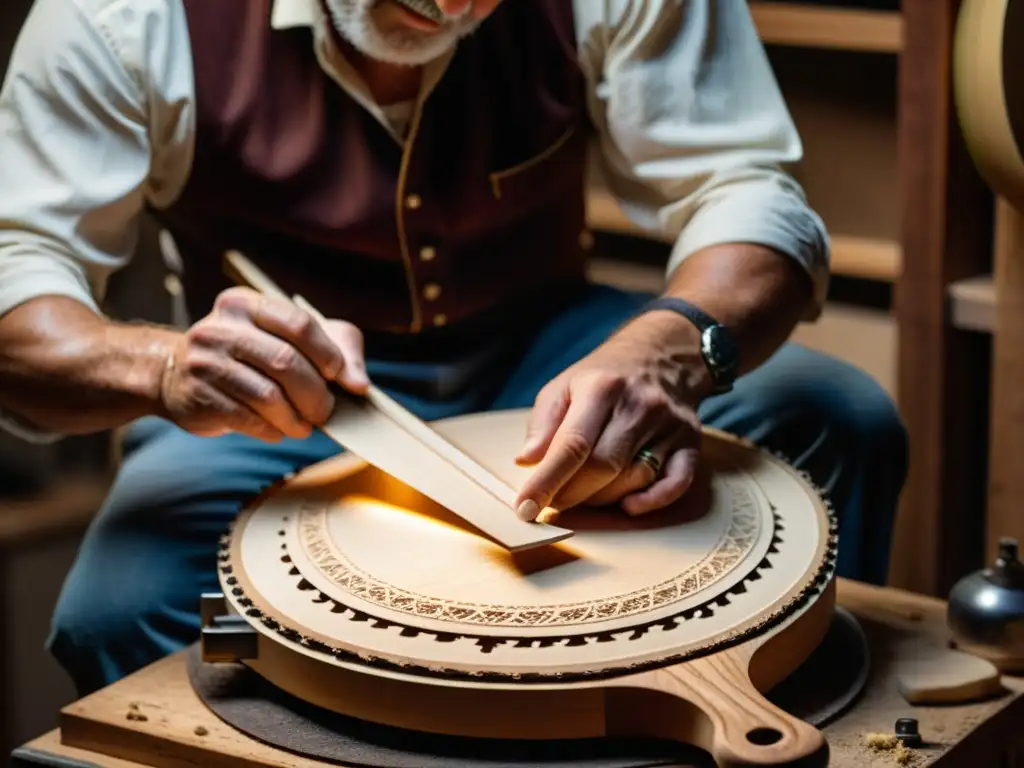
left=222, top=250, right=571, bottom=552
left=895, top=640, right=1003, bottom=705
left=888, top=0, right=994, bottom=597
left=20, top=580, right=1024, bottom=768
left=986, top=201, right=1024, bottom=561
left=215, top=409, right=836, bottom=766
left=748, top=2, right=904, bottom=53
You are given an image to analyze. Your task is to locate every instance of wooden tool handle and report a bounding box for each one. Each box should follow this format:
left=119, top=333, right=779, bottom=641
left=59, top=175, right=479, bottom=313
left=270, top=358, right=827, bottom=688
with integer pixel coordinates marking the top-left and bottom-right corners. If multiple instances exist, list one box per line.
left=613, top=656, right=828, bottom=768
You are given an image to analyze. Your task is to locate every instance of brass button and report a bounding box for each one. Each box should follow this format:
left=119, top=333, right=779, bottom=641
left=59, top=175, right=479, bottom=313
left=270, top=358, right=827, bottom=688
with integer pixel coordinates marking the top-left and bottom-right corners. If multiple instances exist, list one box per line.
left=419, top=246, right=436, bottom=262
left=579, top=229, right=595, bottom=250
left=163, top=274, right=183, bottom=296
left=423, top=283, right=442, bottom=301
left=433, top=313, right=447, bottom=327
left=405, top=193, right=422, bottom=210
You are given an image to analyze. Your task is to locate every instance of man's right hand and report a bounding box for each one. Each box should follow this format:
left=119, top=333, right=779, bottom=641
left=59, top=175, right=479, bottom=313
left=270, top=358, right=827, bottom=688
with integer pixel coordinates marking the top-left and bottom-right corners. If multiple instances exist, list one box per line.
left=160, top=287, right=369, bottom=442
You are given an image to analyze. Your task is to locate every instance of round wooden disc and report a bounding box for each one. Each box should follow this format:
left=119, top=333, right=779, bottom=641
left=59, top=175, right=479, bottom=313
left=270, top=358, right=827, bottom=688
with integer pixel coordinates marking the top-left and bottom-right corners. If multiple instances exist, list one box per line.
left=222, top=409, right=835, bottom=683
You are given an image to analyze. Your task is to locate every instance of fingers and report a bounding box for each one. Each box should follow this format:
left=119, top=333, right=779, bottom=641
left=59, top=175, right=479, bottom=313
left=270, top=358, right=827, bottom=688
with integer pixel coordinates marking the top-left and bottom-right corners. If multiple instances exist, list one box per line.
left=584, top=434, right=674, bottom=508
left=185, top=345, right=312, bottom=439
left=176, top=372, right=287, bottom=442
left=621, top=446, right=700, bottom=517
left=515, top=376, right=621, bottom=519
left=322, top=319, right=370, bottom=393
left=189, top=317, right=333, bottom=428
left=516, top=381, right=570, bottom=465
left=215, top=288, right=364, bottom=392
left=550, top=388, right=672, bottom=509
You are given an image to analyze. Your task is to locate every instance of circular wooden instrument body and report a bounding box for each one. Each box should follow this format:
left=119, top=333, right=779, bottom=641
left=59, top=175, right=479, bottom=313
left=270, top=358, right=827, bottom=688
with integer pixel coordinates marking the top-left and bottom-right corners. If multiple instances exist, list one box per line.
left=954, top=0, right=1024, bottom=209
left=214, top=410, right=837, bottom=767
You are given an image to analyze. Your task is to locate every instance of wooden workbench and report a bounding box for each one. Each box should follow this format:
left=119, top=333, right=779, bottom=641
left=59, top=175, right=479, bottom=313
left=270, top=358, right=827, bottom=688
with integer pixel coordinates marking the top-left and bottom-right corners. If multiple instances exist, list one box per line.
left=10, top=579, right=1024, bottom=768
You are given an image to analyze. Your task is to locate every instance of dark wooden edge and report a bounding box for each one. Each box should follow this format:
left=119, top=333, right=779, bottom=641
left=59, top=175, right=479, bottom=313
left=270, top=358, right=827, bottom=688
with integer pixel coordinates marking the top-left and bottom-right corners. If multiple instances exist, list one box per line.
left=8, top=746, right=104, bottom=768
left=890, top=0, right=994, bottom=596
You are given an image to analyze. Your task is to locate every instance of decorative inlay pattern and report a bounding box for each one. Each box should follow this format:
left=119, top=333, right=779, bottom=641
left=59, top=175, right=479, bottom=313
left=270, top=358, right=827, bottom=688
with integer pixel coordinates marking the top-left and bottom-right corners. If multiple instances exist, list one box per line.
left=218, top=452, right=839, bottom=684
left=295, top=486, right=762, bottom=627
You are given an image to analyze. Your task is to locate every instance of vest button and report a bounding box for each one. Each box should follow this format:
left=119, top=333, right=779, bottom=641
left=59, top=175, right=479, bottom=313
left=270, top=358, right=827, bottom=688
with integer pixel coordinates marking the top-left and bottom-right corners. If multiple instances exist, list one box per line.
left=405, top=194, right=422, bottom=210
left=423, top=283, right=442, bottom=301
left=419, top=246, right=436, bottom=262
left=433, top=313, right=447, bottom=327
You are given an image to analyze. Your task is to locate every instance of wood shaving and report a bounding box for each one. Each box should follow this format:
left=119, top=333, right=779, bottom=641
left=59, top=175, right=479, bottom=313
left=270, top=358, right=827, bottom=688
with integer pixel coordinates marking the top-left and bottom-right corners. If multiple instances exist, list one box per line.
left=125, top=702, right=148, bottom=722
left=862, top=733, right=917, bottom=765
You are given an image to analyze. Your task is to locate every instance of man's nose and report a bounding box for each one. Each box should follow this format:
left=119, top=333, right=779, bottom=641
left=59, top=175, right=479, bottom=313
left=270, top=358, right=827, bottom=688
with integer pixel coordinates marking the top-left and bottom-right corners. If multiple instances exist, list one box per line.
left=435, top=0, right=472, bottom=16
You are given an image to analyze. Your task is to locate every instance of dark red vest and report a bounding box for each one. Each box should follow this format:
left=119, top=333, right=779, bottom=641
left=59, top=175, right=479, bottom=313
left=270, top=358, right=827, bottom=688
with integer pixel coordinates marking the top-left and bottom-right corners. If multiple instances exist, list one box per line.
left=153, top=0, right=590, bottom=343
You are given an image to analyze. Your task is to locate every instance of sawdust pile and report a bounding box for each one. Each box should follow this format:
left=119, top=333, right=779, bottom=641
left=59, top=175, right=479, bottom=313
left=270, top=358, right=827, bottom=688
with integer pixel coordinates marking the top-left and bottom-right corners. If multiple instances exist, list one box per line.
left=864, top=732, right=916, bottom=765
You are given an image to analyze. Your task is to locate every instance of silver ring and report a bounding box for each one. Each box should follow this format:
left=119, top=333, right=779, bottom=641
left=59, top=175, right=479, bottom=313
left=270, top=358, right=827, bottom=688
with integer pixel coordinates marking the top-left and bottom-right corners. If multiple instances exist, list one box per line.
left=635, top=447, right=662, bottom=475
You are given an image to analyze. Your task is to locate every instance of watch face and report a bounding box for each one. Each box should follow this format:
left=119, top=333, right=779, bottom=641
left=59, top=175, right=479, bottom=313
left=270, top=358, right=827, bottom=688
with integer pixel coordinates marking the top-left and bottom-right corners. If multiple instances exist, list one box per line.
left=701, top=326, right=740, bottom=377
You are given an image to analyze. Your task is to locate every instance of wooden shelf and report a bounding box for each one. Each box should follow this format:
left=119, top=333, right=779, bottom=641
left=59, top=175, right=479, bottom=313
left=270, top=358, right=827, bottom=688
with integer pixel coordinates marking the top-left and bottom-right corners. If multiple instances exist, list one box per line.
left=0, top=475, right=108, bottom=548
left=586, top=188, right=902, bottom=282
left=749, top=2, right=904, bottom=53
left=949, top=275, right=995, bottom=333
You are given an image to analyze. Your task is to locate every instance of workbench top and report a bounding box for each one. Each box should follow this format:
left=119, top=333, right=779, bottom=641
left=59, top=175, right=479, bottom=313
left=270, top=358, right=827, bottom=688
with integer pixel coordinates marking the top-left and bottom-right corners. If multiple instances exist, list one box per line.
left=11, top=580, right=1024, bottom=768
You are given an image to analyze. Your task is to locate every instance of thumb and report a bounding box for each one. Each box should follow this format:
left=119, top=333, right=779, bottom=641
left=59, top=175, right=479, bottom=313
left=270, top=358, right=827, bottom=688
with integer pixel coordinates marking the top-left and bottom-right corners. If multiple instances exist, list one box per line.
left=323, top=319, right=370, bottom=394
left=516, top=382, right=569, bottom=465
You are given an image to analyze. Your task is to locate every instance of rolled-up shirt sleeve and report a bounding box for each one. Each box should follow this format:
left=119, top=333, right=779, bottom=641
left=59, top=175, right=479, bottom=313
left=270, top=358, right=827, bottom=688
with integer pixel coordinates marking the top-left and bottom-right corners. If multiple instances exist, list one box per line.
left=0, top=0, right=193, bottom=319
left=0, top=0, right=194, bottom=441
left=576, top=0, right=830, bottom=317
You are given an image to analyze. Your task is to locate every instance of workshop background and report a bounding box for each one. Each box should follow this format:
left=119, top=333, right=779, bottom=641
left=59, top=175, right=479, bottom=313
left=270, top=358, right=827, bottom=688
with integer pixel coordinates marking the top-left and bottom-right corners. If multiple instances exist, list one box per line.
left=0, top=0, right=1007, bottom=756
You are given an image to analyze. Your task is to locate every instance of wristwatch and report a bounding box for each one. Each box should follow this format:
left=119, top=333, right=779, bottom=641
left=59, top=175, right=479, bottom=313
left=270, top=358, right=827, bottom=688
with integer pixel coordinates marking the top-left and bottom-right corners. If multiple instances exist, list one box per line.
left=641, top=297, right=740, bottom=395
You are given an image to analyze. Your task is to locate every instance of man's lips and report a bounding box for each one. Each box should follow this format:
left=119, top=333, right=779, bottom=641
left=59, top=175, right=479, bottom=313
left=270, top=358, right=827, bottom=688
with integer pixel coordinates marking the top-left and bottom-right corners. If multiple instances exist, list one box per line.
left=388, top=0, right=444, bottom=26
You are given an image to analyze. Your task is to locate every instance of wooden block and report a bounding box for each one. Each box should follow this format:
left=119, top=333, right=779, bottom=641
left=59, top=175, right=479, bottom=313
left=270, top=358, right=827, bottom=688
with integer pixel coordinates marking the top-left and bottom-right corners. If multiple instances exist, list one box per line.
left=895, top=640, right=1004, bottom=705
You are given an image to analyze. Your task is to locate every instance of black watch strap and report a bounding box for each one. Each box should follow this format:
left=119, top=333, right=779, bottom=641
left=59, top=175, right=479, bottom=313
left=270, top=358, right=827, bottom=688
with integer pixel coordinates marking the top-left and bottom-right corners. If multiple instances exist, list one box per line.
left=642, top=297, right=720, bottom=332
left=640, top=297, right=739, bottom=394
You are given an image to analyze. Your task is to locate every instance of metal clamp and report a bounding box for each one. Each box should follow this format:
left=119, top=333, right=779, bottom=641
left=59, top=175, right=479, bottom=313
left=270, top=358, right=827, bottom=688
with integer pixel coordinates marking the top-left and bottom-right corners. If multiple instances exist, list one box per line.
left=200, top=592, right=259, bottom=663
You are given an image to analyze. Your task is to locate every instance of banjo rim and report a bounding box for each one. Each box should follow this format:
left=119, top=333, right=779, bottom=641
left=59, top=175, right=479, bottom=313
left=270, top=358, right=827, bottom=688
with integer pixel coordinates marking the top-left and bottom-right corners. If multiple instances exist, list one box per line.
left=217, top=417, right=838, bottom=686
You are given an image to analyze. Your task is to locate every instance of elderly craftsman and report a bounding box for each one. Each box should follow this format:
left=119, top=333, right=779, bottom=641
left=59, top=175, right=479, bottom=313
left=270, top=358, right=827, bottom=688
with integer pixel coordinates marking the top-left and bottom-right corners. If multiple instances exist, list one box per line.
left=0, top=0, right=906, bottom=695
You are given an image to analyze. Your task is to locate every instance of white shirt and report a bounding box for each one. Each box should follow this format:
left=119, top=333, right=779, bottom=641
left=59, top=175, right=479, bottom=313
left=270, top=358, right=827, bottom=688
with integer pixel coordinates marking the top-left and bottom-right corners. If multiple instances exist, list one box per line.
left=0, top=0, right=829, bottom=439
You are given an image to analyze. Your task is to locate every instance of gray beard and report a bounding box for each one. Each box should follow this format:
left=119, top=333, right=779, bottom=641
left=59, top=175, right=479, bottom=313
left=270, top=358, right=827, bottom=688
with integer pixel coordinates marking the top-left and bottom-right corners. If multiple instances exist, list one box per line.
left=323, top=0, right=478, bottom=67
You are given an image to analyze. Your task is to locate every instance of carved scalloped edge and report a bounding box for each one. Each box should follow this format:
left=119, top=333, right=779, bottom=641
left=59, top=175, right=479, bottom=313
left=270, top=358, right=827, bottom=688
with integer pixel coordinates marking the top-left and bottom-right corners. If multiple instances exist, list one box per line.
left=216, top=447, right=839, bottom=685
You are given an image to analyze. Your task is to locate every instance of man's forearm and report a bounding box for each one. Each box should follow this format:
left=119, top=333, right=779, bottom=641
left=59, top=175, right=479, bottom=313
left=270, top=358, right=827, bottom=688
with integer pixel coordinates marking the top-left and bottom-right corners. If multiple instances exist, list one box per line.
left=0, top=296, right=179, bottom=435
left=620, top=243, right=815, bottom=400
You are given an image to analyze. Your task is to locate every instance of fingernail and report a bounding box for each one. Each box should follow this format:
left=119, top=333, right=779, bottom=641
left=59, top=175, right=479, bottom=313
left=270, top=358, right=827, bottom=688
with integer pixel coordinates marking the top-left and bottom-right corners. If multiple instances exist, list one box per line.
left=516, top=499, right=539, bottom=521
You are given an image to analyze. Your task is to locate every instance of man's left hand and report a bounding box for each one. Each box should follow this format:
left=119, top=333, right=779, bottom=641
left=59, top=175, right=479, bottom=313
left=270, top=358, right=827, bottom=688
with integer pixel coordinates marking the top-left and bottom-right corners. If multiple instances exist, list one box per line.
left=514, top=316, right=709, bottom=520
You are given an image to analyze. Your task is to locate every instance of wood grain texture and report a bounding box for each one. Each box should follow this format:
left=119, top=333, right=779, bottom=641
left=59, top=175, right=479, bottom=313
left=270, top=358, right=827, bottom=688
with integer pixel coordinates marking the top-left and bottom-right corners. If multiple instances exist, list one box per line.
left=194, top=407, right=838, bottom=765
left=986, top=201, right=1024, bottom=560
left=889, top=0, right=993, bottom=596
left=748, top=2, right=904, bottom=53
left=35, top=579, right=1024, bottom=768
left=951, top=0, right=1024, bottom=564
left=895, top=639, right=1003, bottom=704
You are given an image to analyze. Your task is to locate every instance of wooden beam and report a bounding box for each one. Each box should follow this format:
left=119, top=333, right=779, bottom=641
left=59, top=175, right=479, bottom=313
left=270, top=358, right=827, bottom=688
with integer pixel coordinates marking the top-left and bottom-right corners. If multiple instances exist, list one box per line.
left=748, top=2, right=904, bottom=53
left=986, top=199, right=1024, bottom=562
left=586, top=188, right=903, bottom=282
left=889, top=0, right=994, bottom=596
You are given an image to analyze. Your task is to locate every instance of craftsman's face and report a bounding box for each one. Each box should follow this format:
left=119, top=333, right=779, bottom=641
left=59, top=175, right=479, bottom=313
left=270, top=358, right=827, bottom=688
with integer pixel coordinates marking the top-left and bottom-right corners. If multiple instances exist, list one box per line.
left=325, top=0, right=504, bottom=66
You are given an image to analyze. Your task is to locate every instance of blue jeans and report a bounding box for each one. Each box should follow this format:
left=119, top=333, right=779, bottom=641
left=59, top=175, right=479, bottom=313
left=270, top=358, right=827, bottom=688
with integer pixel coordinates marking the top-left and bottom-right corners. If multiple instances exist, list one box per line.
left=47, top=285, right=907, bottom=696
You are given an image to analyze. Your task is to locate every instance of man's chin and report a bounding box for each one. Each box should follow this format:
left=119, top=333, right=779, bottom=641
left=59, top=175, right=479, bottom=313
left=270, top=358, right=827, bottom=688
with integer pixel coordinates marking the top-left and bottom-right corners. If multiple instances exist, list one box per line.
left=325, top=0, right=478, bottom=67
